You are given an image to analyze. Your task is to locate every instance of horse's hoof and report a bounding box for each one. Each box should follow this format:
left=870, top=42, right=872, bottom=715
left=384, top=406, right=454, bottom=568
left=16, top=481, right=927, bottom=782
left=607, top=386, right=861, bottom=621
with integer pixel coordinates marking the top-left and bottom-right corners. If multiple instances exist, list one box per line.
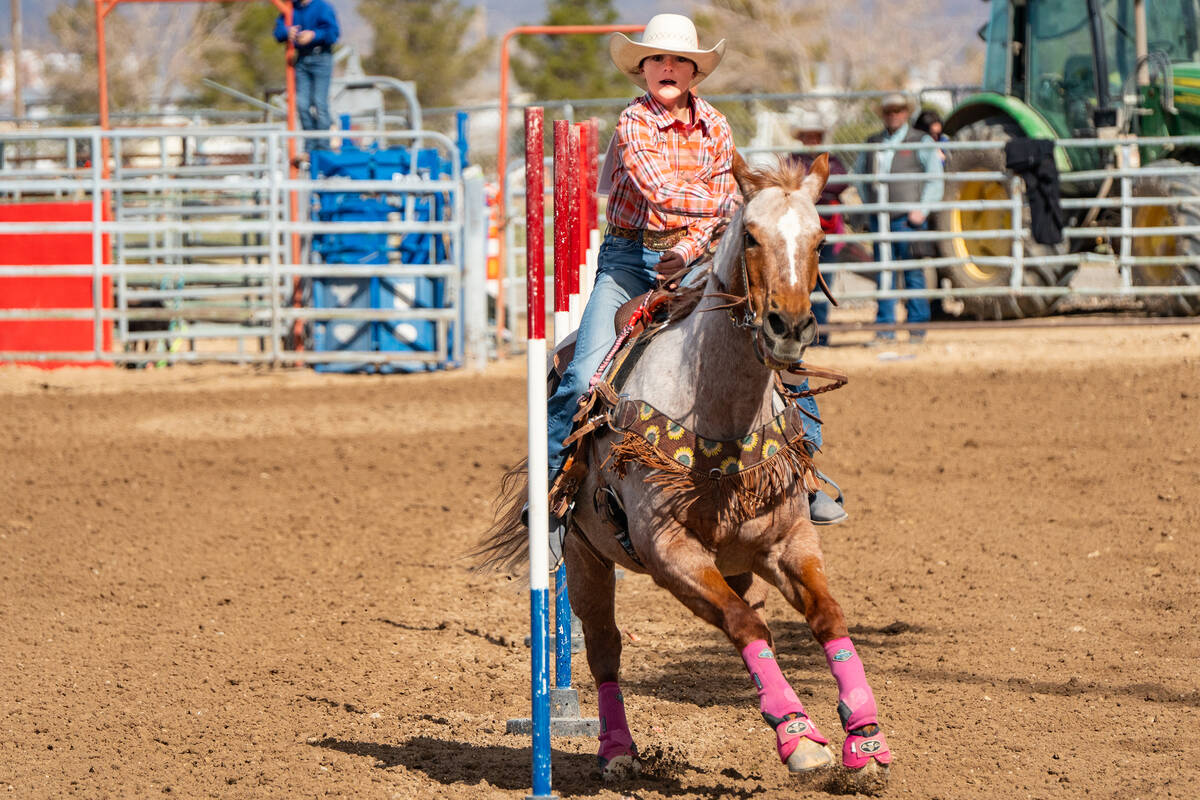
left=785, top=737, right=836, bottom=773
left=598, top=753, right=642, bottom=781
left=840, top=758, right=889, bottom=795
left=775, top=713, right=833, bottom=772
left=842, top=727, right=891, bottom=770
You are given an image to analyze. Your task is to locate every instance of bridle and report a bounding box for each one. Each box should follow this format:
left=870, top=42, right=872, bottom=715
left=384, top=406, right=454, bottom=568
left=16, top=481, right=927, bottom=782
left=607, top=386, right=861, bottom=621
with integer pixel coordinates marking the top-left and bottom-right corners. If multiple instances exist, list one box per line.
left=712, top=229, right=840, bottom=333
left=709, top=228, right=848, bottom=399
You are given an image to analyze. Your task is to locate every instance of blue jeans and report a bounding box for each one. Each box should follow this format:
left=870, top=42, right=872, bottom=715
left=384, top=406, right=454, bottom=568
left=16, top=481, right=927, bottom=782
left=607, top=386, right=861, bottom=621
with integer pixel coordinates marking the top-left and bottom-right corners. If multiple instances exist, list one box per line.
left=546, top=233, right=822, bottom=473
left=295, top=50, right=333, bottom=152
left=873, top=216, right=931, bottom=334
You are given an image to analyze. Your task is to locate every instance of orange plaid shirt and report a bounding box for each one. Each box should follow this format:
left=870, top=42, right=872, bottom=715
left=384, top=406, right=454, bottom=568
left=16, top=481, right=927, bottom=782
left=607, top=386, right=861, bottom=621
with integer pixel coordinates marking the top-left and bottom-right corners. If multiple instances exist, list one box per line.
left=605, top=93, right=739, bottom=265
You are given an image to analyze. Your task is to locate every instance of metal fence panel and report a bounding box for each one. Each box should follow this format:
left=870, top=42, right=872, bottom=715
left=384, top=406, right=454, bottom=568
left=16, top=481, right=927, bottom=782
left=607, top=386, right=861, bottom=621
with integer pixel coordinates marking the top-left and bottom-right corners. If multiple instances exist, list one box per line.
left=0, top=126, right=471, bottom=367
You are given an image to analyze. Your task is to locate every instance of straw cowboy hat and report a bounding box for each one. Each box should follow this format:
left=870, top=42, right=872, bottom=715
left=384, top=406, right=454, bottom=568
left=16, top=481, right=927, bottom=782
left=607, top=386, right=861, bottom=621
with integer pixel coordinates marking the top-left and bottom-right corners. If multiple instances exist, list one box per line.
left=609, top=14, right=726, bottom=91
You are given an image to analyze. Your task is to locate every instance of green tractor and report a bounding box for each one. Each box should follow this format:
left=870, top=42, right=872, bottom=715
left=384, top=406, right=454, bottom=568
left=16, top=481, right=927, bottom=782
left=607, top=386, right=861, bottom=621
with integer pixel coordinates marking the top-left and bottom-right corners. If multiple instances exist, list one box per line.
left=940, top=0, right=1200, bottom=318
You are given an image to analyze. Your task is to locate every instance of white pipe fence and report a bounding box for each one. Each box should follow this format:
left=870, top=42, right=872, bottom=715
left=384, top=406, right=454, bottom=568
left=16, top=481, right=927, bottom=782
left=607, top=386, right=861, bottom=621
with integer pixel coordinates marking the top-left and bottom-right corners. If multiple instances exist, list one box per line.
left=0, top=126, right=478, bottom=367
left=496, top=134, right=1200, bottom=345
left=6, top=125, right=1200, bottom=368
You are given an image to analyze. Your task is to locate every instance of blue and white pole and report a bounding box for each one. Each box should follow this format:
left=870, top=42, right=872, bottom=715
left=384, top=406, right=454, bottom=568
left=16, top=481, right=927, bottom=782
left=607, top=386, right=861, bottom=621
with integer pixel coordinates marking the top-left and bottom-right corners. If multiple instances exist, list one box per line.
left=523, top=107, right=555, bottom=800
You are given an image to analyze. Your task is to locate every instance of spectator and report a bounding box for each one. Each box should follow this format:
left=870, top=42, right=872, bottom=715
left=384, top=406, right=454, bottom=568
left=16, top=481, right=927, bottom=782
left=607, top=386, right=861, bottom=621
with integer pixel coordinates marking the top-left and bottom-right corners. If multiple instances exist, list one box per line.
left=854, top=92, right=943, bottom=343
left=274, top=0, right=340, bottom=153
left=913, top=109, right=948, bottom=165
left=788, top=112, right=848, bottom=346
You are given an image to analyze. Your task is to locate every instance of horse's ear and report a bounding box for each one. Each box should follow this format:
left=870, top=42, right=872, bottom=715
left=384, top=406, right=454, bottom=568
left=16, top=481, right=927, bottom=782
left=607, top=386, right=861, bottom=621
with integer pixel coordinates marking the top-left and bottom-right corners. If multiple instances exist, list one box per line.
left=733, top=150, right=755, bottom=198
left=800, top=152, right=830, bottom=203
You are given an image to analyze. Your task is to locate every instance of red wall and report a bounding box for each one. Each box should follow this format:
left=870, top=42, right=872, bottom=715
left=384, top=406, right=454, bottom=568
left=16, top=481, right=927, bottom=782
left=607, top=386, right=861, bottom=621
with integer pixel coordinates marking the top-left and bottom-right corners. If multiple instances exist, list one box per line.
left=0, top=202, right=112, bottom=367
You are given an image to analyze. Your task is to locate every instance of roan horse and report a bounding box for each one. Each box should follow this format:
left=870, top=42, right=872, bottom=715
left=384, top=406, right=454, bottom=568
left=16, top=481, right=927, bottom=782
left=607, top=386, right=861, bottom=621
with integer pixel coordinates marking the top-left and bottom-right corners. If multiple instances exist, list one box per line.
left=479, top=152, right=891, bottom=790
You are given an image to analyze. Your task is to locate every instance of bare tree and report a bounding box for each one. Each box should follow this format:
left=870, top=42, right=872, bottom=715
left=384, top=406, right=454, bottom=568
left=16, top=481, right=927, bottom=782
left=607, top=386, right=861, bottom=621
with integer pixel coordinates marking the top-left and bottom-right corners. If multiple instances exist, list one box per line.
left=692, top=0, right=837, bottom=94
left=691, top=0, right=983, bottom=93
left=46, top=0, right=233, bottom=116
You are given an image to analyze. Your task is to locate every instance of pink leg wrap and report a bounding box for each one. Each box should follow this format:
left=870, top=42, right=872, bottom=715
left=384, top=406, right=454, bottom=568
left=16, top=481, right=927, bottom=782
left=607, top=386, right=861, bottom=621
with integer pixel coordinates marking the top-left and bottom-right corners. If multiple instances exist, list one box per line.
left=597, top=682, right=636, bottom=764
left=741, top=640, right=829, bottom=763
left=823, top=637, right=878, bottom=730
left=823, top=637, right=891, bottom=768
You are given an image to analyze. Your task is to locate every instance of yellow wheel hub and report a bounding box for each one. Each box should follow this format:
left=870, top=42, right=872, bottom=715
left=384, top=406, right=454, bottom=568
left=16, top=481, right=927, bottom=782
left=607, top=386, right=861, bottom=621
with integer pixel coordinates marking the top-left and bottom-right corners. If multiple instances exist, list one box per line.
left=949, top=176, right=1013, bottom=282
left=1131, top=202, right=1183, bottom=284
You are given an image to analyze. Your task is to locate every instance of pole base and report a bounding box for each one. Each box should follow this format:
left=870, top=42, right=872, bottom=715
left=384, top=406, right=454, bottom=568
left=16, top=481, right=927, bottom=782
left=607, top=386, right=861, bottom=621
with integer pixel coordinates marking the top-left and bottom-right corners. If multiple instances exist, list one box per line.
left=506, top=715, right=600, bottom=737
left=507, top=688, right=600, bottom=738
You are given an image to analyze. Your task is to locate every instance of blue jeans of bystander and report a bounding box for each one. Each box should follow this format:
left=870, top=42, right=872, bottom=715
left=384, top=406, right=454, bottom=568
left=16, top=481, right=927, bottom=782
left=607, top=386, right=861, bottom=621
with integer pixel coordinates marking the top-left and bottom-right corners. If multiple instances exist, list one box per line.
left=872, top=215, right=931, bottom=336
left=295, top=50, right=333, bottom=152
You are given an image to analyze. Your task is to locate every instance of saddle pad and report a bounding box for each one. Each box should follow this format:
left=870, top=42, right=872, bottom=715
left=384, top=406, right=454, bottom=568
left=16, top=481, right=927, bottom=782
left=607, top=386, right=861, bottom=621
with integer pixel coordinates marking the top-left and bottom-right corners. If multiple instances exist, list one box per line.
left=609, top=400, right=807, bottom=477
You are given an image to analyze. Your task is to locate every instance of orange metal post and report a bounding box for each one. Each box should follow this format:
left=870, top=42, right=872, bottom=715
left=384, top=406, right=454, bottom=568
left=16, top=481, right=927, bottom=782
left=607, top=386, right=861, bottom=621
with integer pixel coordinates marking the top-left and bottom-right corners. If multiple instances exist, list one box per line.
left=494, top=23, right=643, bottom=353
left=93, top=0, right=301, bottom=347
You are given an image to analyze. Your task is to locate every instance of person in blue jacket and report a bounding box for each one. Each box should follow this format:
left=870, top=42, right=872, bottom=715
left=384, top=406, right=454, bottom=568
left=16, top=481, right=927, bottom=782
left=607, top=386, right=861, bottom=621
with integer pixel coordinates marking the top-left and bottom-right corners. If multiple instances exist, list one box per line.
left=273, top=0, right=340, bottom=152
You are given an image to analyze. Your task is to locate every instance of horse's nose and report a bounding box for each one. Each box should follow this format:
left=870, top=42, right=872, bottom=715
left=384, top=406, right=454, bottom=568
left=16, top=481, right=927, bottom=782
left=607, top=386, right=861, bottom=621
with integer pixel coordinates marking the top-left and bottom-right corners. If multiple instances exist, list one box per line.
left=764, top=309, right=816, bottom=345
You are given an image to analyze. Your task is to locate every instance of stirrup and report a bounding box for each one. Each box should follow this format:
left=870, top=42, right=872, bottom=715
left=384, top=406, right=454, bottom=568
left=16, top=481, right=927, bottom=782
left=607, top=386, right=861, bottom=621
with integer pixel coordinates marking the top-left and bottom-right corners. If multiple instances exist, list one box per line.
left=809, top=470, right=847, bottom=526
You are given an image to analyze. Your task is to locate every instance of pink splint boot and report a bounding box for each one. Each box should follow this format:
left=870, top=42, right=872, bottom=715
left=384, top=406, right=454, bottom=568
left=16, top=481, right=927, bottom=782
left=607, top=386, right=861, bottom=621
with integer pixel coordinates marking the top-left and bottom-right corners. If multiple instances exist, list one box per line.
left=823, top=637, right=892, bottom=771
left=742, top=640, right=834, bottom=771
left=596, top=682, right=640, bottom=779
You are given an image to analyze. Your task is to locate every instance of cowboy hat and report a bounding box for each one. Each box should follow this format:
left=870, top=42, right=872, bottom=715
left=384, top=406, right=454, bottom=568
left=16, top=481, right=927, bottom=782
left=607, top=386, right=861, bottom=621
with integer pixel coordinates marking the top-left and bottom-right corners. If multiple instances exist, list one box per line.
left=609, top=14, right=725, bottom=91
left=789, top=110, right=827, bottom=138
left=878, top=92, right=916, bottom=113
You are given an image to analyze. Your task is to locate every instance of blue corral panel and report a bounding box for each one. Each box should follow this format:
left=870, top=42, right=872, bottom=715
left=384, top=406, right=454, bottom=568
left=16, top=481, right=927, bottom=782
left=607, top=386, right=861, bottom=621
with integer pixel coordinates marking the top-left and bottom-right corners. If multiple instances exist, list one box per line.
left=306, top=145, right=458, bottom=372
left=311, top=277, right=374, bottom=373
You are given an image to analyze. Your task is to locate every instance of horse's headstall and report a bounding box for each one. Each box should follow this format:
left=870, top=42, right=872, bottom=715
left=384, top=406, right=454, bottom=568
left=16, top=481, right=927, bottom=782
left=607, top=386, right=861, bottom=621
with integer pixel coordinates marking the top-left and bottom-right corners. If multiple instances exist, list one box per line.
left=728, top=237, right=761, bottom=330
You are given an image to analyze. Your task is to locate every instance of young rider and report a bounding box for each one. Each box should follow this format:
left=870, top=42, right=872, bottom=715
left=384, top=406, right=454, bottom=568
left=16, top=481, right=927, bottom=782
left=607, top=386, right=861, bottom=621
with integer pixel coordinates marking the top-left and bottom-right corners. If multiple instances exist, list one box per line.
left=545, top=14, right=845, bottom=528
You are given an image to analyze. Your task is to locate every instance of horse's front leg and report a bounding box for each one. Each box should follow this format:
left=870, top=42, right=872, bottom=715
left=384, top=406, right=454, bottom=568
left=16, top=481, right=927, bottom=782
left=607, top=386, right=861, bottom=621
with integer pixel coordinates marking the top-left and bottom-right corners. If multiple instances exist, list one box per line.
left=562, top=529, right=639, bottom=780
left=640, top=531, right=835, bottom=774
left=762, top=518, right=892, bottom=782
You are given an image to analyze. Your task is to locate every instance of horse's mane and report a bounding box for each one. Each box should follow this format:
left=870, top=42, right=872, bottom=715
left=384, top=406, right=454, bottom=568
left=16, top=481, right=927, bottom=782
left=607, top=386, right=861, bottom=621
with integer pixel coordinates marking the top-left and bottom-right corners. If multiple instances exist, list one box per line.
left=737, top=156, right=810, bottom=194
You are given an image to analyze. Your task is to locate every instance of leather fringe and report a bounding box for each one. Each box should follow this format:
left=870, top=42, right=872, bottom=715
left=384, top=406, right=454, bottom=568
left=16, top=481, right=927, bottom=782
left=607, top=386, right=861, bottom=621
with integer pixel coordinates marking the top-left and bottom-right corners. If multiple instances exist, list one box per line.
left=604, top=430, right=819, bottom=525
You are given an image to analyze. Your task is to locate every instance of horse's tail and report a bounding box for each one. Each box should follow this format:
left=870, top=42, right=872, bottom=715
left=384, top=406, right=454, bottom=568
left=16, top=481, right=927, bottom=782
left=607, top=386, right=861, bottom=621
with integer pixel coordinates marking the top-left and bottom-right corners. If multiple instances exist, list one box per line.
left=471, top=459, right=530, bottom=573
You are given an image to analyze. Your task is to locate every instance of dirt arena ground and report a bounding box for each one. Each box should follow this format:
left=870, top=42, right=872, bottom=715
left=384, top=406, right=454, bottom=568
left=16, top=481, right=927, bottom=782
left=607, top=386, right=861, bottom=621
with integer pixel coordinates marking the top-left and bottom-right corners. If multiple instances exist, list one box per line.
left=2, top=323, right=1198, bottom=799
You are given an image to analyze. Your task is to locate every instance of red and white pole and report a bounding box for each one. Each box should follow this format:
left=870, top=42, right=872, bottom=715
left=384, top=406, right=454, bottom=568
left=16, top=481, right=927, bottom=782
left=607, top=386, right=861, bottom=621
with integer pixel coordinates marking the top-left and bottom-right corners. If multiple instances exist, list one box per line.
left=523, top=107, right=553, bottom=799
left=565, top=124, right=583, bottom=332
left=574, top=123, right=590, bottom=319
left=582, top=119, right=601, bottom=308
left=552, top=121, right=573, bottom=346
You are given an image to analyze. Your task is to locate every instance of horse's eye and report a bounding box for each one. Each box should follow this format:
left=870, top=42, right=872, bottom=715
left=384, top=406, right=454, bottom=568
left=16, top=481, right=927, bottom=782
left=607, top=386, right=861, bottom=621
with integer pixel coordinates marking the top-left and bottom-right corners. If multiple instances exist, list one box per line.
left=744, top=231, right=759, bottom=248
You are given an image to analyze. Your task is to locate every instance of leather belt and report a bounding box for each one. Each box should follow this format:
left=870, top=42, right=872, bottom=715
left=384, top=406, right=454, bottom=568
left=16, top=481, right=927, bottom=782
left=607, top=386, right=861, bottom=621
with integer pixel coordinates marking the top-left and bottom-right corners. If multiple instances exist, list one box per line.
left=608, top=225, right=688, bottom=252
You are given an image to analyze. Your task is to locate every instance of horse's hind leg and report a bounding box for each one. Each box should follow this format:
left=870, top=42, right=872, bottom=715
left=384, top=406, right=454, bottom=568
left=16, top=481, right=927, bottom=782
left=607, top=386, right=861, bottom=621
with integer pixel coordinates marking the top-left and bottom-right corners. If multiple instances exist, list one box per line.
left=765, top=529, right=891, bottom=781
left=726, top=572, right=768, bottom=612
left=562, top=530, right=640, bottom=780
left=642, top=540, right=834, bottom=773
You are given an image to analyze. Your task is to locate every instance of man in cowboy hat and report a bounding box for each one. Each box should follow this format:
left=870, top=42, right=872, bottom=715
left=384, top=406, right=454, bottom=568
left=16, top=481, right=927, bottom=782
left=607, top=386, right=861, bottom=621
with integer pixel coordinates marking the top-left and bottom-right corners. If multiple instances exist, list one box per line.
left=854, top=91, right=943, bottom=342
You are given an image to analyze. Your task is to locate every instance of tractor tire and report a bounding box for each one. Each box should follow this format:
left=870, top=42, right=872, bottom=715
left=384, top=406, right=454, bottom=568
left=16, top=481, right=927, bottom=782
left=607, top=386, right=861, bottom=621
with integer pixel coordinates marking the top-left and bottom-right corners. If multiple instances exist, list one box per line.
left=934, top=119, right=1065, bottom=320
left=1131, top=159, right=1200, bottom=316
